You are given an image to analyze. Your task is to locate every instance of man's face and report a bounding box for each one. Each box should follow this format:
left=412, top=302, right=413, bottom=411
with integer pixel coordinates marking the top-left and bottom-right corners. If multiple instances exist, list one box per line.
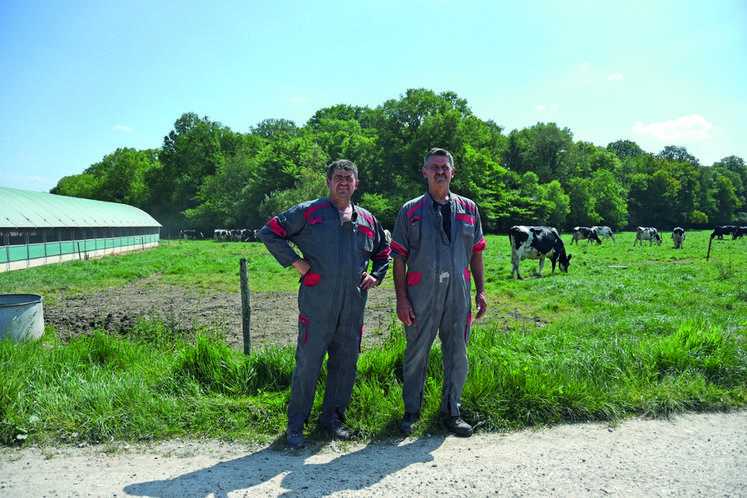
left=327, top=168, right=359, bottom=202
left=422, top=155, right=454, bottom=188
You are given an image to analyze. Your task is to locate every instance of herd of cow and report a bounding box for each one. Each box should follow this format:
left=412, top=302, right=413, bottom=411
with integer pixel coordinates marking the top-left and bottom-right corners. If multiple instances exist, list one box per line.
left=509, top=223, right=746, bottom=280
left=179, top=229, right=260, bottom=242
left=181, top=223, right=746, bottom=281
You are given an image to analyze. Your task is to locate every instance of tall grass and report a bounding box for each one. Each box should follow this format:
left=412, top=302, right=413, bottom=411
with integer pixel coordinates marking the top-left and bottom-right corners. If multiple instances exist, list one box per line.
left=0, top=230, right=745, bottom=446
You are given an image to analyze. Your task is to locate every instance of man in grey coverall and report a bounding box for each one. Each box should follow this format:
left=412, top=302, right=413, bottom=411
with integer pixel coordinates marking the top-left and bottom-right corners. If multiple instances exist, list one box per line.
left=258, top=159, right=391, bottom=449
left=390, top=147, right=487, bottom=437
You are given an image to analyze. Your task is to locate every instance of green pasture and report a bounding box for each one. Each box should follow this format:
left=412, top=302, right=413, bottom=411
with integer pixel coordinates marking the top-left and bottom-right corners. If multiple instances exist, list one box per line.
left=0, top=230, right=745, bottom=447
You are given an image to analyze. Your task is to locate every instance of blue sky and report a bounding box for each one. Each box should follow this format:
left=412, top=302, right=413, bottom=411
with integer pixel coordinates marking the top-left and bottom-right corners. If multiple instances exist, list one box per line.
left=2, top=0, right=745, bottom=193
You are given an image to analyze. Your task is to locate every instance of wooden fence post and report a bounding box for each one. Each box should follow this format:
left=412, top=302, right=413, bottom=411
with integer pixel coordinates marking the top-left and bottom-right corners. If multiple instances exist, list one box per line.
left=240, top=258, right=251, bottom=355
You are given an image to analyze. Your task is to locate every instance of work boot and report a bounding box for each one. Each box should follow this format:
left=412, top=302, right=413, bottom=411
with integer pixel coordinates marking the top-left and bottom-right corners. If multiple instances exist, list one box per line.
left=443, top=415, right=473, bottom=437
left=286, top=428, right=305, bottom=449
left=320, top=413, right=351, bottom=441
left=400, top=411, right=420, bottom=435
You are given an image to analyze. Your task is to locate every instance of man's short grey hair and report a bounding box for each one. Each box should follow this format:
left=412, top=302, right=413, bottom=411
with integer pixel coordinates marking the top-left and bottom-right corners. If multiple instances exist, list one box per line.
left=327, top=159, right=358, bottom=180
left=423, top=148, right=454, bottom=169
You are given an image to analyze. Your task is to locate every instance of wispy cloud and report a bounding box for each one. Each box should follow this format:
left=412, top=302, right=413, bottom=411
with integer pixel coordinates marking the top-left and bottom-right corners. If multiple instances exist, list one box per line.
left=606, top=73, right=623, bottom=81
left=633, top=115, right=712, bottom=141
left=535, top=103, right=559, bottom=111
left=288, top=96, right=309, bottom=104
left=18, top=155, right=37, bottom=160
left=114, top=124, right=133, bottom=132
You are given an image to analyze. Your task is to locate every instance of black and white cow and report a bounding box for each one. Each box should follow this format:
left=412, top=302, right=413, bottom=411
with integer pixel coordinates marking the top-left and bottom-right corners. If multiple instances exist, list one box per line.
left=571, top=226, right=601, bottom=245
left=214, top=229, right=229, bottom=241
left=633, top=227, right=662, bottom=247
left=672, top=227, right=686, bottom=249
left=592, top=225, right=616, bottom=243
left=180, top=229, right=203, bottom=240
left=732, top=226, right=747, bottom=240
left=509, top=225, right=572, bottom=279
left=711, top=225, right=737, bottom=240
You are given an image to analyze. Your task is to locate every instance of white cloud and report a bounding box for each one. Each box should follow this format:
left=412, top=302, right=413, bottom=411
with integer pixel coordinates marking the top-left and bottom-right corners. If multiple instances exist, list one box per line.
left=633, top=115, right=712, bottom=141
left=288, top=96, right=309, bottom=104
left=18, top=155, right=37, bottom=160
left=606, top=73, right=623, bottom=81
left=114, top=124, right=133, bottom=132
left=535, top=104, right=559, bottom=111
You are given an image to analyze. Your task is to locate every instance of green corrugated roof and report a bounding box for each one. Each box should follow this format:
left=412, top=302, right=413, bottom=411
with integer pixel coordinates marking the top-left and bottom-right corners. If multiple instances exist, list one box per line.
left=0, top=187, right=161, bottom=229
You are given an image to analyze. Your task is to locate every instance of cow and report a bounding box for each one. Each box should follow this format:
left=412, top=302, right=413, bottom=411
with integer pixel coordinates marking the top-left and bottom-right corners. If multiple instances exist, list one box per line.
left=509, top=225, right=572, bottom=280
left=633, top=227, right=662, bottom=247
left=711, top=225, right=737, bottom=240
left=733, top=226, right=747, bottom=240
left=571, top=226, right=601, bottom=245
left=180, top=229, right=203, bottom=240
left=672, top=227, right=686, bottom=249
left=241, top=229, right=258, bottom=242
left=591, top=225, right=616, bottom=243
left=214, top=229, right=229, bottom=241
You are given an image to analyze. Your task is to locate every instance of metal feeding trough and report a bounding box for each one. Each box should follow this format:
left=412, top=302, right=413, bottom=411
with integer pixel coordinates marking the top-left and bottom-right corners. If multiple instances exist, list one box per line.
left=0, top=294, right=45, bottom=342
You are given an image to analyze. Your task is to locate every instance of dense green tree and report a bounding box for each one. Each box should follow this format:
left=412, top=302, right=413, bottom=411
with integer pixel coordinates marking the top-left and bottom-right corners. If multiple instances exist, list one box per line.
left=566, top=177, right=598, bottom=227
left=711, top=175, right=741, bottom=224
left=519, top=123, right=574, bottom=183
left=607, top=139, right=646, bottom=159
left=154, top=113, right=239, bottom=229
left=183, top=149, right=256, bottom=230
left=539, top=180, right=570, bottom=228
left=590, top=169, right=628, bottom=229
left=307, top=104, right=377, bottom=130
left=658, top=145, right=700, bottom=167
left=258, top=167, right=328, bottom=223
left=51, top=173, right=101, bottom=199
left=250, top=118, right=298, bottom=139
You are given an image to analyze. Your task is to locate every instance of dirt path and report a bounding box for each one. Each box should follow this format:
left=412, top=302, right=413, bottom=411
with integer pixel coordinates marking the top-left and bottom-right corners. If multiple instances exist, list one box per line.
left=1, top=411, right=744, bottom=497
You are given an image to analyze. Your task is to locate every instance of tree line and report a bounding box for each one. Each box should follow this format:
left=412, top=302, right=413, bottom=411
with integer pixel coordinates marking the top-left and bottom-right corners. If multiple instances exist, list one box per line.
left=51, top=88, right=746, bottom=234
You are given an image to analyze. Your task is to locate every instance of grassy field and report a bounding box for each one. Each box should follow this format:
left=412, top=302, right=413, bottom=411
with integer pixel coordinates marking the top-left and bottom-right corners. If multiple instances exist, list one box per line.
left=1, top=229, right=745, bottom=447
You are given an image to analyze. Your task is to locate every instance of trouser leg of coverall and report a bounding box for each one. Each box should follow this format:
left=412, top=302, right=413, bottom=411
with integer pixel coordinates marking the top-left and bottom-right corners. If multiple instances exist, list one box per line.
left=402, top=320, right=439, bottom=414
left=287, top=320, right=328, bottom=431
left=320, top=323, right=360, bottom=423
left=438, top=312, right=470, bottom=417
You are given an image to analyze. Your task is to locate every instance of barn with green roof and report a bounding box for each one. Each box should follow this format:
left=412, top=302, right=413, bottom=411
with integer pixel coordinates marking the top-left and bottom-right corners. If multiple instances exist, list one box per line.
left=1, top=186, right=161, bottom=272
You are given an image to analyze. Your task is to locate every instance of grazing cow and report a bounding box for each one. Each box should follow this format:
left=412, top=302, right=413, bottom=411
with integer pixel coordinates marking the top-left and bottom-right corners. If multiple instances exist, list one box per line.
left=711, top=225, right=737, bottom=240
left=672, top=227, right=686, bottom=249
left=214, top=229, right=229, bottom=241
left=180, top=229, right=203, bottom=240
left=571, top=226, right=601, bottom=245
left=509, top=225, right=572, bottom=279
left=633, top=227, right=662, bottom=247
left=241, top=229, right=258, bottom=242
left=733, top=226, right=747, bottom=240
left=591, top=225, right=616, bottom=243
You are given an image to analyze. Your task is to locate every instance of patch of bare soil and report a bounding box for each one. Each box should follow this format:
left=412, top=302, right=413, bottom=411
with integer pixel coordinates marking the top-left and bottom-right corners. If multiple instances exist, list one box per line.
left=43, top=280, right=399, bottom=351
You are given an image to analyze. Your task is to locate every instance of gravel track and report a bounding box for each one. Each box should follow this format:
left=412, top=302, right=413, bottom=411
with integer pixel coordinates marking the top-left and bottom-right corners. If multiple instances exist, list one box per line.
left=1, top=411, right=744, bottom=497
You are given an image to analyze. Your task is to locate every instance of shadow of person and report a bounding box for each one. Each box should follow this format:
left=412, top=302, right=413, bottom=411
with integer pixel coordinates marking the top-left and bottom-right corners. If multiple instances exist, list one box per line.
left=123, top=435, right=445, bottom=497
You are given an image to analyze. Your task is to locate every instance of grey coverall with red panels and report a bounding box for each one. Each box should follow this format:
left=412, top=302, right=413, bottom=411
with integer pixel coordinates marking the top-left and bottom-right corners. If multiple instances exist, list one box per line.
left=259, top=198, right=391, bottom=431
left=390, top=191, right=486, bottom=418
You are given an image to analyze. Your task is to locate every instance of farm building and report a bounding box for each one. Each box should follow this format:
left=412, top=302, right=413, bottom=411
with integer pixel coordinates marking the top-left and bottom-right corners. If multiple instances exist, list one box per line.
left=1, top=186, right=161, bottom=273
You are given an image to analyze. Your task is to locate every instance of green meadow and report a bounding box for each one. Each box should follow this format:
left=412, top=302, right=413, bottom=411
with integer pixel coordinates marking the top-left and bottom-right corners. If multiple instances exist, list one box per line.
left=1, top=230, right=745, bottom=447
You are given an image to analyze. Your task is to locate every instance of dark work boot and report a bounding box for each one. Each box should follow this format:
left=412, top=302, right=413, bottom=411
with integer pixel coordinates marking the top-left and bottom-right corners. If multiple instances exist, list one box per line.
left=320, top=412, right=351, bottom=441
left=400, top=411, right=420, bottom=435
left=443, top=414, right=473, bottom=437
